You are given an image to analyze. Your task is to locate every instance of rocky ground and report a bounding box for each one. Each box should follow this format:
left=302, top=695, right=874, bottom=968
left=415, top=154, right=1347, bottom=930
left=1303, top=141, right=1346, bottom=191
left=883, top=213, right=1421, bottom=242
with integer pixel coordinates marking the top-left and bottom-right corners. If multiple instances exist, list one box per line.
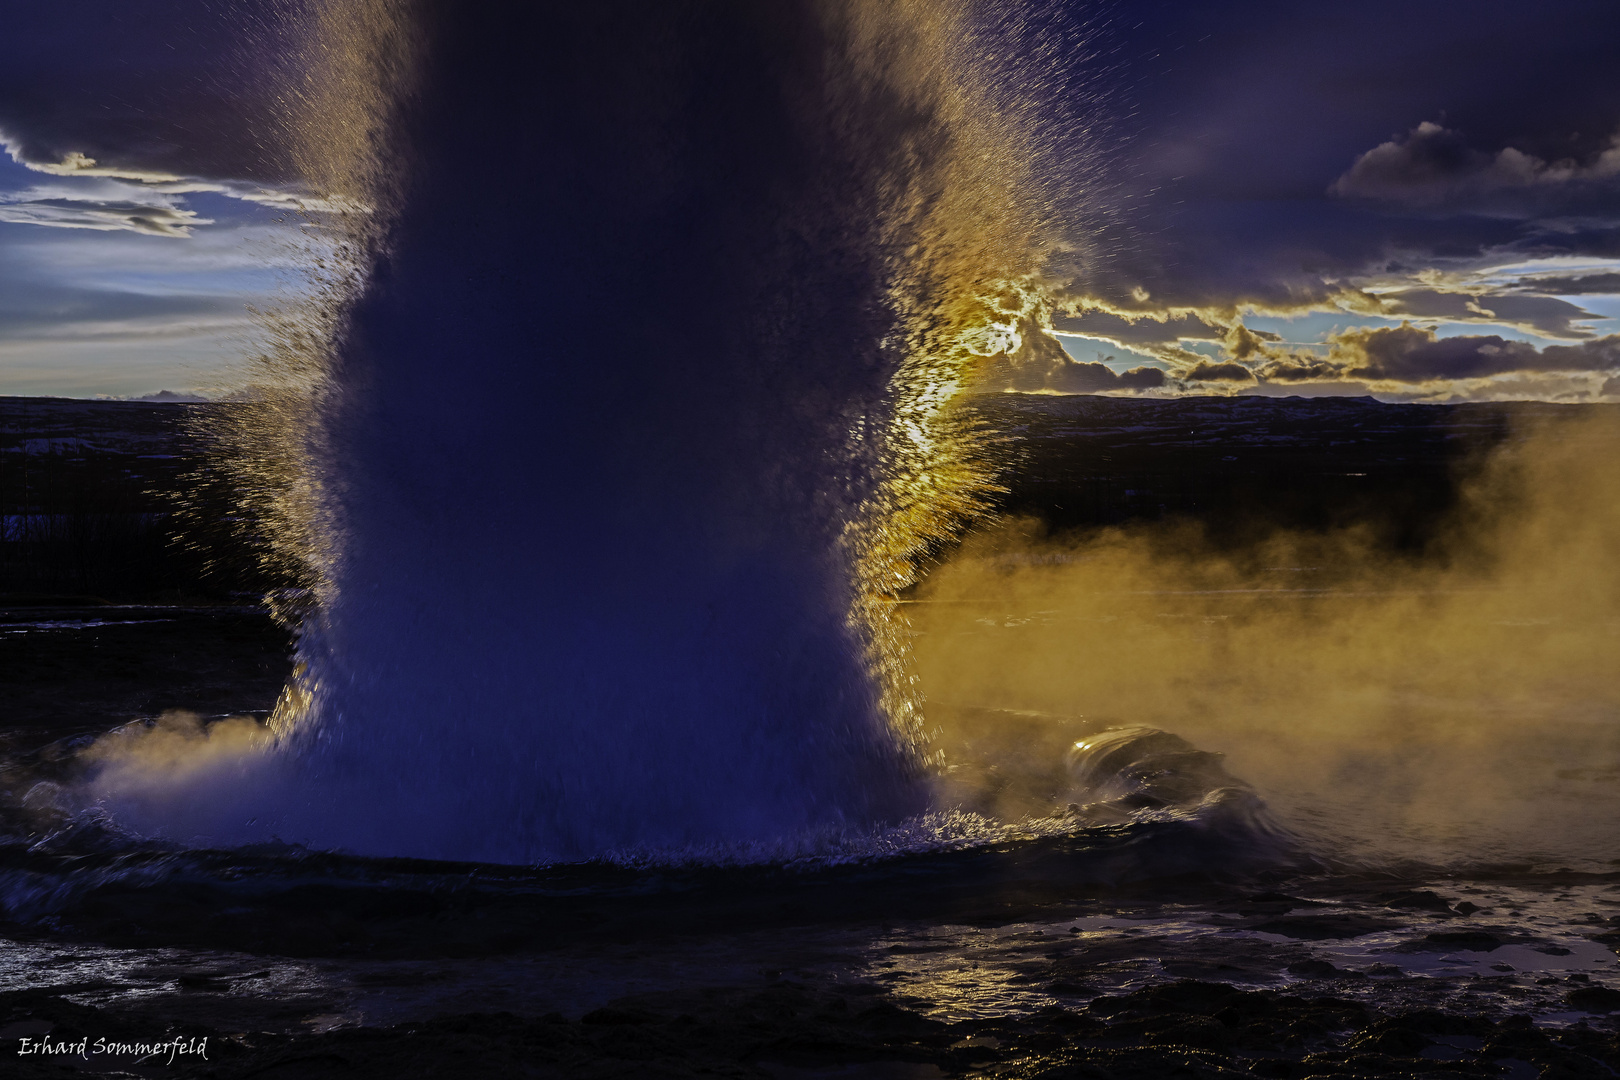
left=7, top=967, right=1620, bottom=1078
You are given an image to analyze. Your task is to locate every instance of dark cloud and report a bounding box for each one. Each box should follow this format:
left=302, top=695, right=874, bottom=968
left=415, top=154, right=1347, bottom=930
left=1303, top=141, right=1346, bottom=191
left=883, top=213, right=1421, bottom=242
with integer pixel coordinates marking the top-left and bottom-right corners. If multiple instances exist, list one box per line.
left=1328, top=122, right=1484, bottom=204
left=0, top=194, right=207, bottom=237
left=982, top=320, right=1168, bottom=394
left=1054, top=2, right=1620, bottom=327
left=1329, top=121, right=1620, bottom=217
left=1050, top=362, right=1168, bottom=392
left=1377, top=288, right=1598, bottom=339
left=0, top=2, right=308, bottom=186
left=1603, top=375, right=1620, bottom=398
left=1222, top=324, right=1281, bottom=361
left=1183, top=360, right=1255, bottom=383
left=995, top=357, right=1170, bottom=393
left=1511, top=272, right=1620, bottom=295
left=1051, top=309, right=1225, bottom=348
left=1496, top=336, right=1620, bottom=373
left=1334, top=324, right=1620, bottom=382
left=1255, top=357, right=1344, bottom=383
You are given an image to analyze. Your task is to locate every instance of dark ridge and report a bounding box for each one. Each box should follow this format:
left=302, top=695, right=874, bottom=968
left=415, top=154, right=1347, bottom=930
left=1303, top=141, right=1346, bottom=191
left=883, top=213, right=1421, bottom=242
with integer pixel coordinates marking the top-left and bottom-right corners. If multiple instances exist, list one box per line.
left=969, top=393, right=1617, bottom=553
left=0, top=396, right=278, bottom=600
left=12, top=393, right=1614, bottom=603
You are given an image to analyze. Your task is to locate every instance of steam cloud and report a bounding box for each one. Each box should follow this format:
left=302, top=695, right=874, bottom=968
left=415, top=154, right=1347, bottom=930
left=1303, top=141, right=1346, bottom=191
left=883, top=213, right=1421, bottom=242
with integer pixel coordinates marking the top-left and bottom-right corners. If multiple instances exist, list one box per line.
left=909, top=411, right=1620, bottom=867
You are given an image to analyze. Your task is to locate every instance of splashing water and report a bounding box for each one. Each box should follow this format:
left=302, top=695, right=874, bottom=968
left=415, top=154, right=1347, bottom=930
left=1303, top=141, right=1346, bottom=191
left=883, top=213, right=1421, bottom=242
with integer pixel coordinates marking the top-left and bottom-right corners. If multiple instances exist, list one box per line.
left=91, top=1, right=1102, bottom=863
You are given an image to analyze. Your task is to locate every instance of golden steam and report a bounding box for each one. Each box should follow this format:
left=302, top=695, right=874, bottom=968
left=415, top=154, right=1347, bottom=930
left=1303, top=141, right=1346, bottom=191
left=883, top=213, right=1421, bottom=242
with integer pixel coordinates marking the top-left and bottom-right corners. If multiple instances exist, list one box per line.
left=908, top=411, right=1620, bottom=864
left=81, top=712, right=274, bottom=791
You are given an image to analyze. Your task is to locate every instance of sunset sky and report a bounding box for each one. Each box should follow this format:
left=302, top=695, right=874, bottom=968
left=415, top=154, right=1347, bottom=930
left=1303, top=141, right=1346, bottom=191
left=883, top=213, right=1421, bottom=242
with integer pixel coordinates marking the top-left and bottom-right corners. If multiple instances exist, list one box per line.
left=1, top=0, right=1617, bottom=401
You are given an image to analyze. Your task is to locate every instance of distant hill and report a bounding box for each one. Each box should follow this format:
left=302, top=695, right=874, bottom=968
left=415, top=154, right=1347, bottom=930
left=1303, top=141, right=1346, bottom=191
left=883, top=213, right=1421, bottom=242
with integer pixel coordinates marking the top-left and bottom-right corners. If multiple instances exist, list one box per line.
left=3, top=393, right=1613, bottom=596
left=131, top=390, right=210, bottom=403
left=0, top=396, right=208, bottom=598
left=968, top=393, right=1617, bottom=551
left=0, top=395, right=201, bottom=515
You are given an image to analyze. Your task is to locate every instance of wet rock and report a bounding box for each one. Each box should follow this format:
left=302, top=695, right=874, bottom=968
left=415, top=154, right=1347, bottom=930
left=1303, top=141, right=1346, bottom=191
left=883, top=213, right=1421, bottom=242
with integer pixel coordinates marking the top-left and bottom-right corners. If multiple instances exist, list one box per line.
left=1230, top=892, right=1322, bottom=917
left=1250, top=913, right=1401, bottom=939
left=1379, top=890, right=1457, bottom=914
left=1349, top=1021, right=1432, bottom=1056
left=1210, top=996, right=1279, bottom=1027
left=1106, top=980, right=1247, bottom=1017
left=1033, top=1006, right=1104, bottom=1034
left=1392, top=1009, right=1493, bottom=1037
left=854, top=1002, right=937, bottom=1035
left=1397, top=930, right=1513, bottom=952
left=1567, top=986, right=1620, bottom=1013
left=1159, top=959, right=1270, bottom=982
left=580, top=1006, right=656, bottom=1025
left=1103, top=1013, right=1233, bottom=1051
left=1485, top=1015, right=1554, bottom=1058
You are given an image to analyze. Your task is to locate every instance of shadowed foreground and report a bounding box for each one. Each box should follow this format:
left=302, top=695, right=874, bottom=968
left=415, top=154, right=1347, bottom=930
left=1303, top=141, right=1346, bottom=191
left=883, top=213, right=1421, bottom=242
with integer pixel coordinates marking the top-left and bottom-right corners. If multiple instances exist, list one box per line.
left=9, top=969, right=1620, bottom=1078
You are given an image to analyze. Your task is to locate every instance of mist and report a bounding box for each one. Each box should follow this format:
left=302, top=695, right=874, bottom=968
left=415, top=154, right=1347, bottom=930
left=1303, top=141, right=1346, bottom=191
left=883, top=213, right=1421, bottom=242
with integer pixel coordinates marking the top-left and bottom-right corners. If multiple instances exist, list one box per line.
left=910, top=408, right=1620, bottom=868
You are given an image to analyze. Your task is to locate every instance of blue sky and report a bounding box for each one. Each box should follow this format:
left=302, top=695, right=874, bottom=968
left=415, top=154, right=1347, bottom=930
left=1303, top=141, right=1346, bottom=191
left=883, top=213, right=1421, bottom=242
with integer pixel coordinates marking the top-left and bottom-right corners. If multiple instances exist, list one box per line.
left=1, top=1, right=1618, bottom=402
left=0, top=146, right=307, bottom=396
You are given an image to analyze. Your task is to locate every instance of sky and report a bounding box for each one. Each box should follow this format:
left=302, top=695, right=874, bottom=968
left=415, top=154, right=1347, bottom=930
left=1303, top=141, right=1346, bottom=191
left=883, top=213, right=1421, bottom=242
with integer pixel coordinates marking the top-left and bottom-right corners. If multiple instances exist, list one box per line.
left=0, top=1, right=1617, bottom=402
left=0, top=1, right=320, bottom=398
left=1042, top=0, right=1620, bottom=402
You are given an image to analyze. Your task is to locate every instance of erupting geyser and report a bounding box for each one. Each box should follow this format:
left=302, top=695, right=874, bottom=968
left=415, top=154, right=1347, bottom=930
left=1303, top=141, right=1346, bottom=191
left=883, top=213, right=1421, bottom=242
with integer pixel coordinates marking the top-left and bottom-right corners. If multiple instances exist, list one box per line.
left=94, top=0, right=1084, bottom=862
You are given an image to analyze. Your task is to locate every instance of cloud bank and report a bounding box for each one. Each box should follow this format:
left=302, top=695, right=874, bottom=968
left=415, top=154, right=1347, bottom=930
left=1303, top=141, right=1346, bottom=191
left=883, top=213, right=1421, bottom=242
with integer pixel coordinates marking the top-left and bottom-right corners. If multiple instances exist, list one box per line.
left=0, top=187, right=211, bottom=237
left=1034, top=1, right=1620, bottom=401
left=1331, top=121, right=1620, bottom=215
